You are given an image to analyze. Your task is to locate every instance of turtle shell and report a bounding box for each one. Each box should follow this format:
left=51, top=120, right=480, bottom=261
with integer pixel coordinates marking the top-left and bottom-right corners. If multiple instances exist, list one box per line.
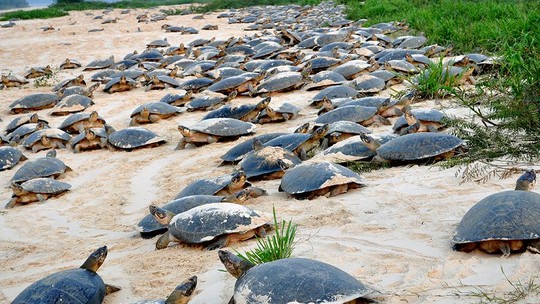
left=206, top=73, right=258, bottom=93
left=9, top=93, right=58, bottom=114
left=175, top=172, right=250, bottom=198
left=12, top=268, right=105, bottom=304
left=376, top=132, right=464, bottom=161
left=5, top=114, right=46, bottom=134
left=239, top=146, right=302, bottom=180
left=0, top=146, right=27, bottom=171
left=69, top=128, right=108, bottom=151
left=186, top=92, right=229, bottom=111
left=22, top=129, right=71, bottom=148
left=326, top=121, right=372, bottom=136
left=220, top=133, right=287, bottom=163
left=51, top=95, right=95, bottom=115
left=59, top=112, right=106, bottom=133
left=187, top=118, right=255, bottom=136
left=233, top=258, right=371, bottom=304
left=322, top=134, right=396, bottom=162
left=84, top=56, right=115, bottom=71
left=108, top=127, right=166, bottom=150
left=11, top=154, right=70, bottom=183
left=103, top=76, right=137, bottom=93
left=131, top=102, right=182, bottom=117
left=305, top=71, right=347, bottom=91
left=279, top=161, right=364, bottom=197
left=452, top=190, right=540, bottom=245
left=392, top=109, right=446, bottom=132
left=263, top=133, right=311, bottom=152
left=256, top=72, right=303, bottom=94
left=8, top=123, right=50, bottom=142
left=168, top=203, right=267, bottom=244
left=310, top=85, right=358, bottom=106
left=315, top=105, right=378, bottom=125
left=19, top=177, right=71, bottom=194
left=350, top=75, right=386, bottom=93
left=178, top=77, right=213, bottom=92
left=138, top=195, right=226, bottom=238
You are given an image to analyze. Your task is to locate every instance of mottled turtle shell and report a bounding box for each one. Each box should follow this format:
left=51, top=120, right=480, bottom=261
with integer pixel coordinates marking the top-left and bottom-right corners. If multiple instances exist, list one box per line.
left=175, top=172, right=250, bottom=199
left=310, top=85, right=358, bottom=106
left=263, top=133, right=311, bottom=152
left=22, top=129, right=71, bottom=148
left=84, top=56, right=115, bottom=71
left=323, top=134, right=396, bottom=162
left=9, top=93, right=58, bottom=113
left=51, top=94, right=95, bottom=115
left=168, top=203, right=267, bottom=244
left=452, top=191, right=540, bottom=244
left=256, top=72, right=303, bottom=94
left=5, top=114, right=48, bottom=134
left=130, top=102, right=182, bottom=117
left=233, top=258, right=371, bottom=304
left=18, top=177, right=71, bottom=194
left=279, top=161, right=364, bottom=195
left=0, top=146, right=27, bottom=171
left=107, top=127, right=165, bottom=150
left=206, top=73, right=259, bottom=93
left=239, top=146, right=302, bottom=180
left=59, top=112, right=106, bottom=133
left=11, top=153, right=70, bottom=183
left=315, top=105, right=378, bottom=125
left=376, top=132, right=464, bottom=161
left=220, top=133, right=287, bottom=163
left=186, top=118, right=255, bottom=136
left=392, top=109, right=446, bottom=132
left=138, top=195, right=226, bottom=238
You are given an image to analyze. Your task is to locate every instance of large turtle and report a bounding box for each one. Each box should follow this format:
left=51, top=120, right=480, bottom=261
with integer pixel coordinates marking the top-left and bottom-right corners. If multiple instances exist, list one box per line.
left=107, top=126, right=166, bottom=151
left=103, top=75, right=137, bottom=93
left=175, top=118, right=255, bottom=150
left=201, top=97, right=270, bottom=122
left=22, top=128, right=71, bottom=153
left=315, top=105, right=390, bottom=127
left=53, top=75, right=86, bottom=92
left=130, top=102, right=182, bottom=126
left=220, top=132, right=288, bottom=164
left=186, top=91, right=237, bottom=112
left=69, top=127, right=109, bottom=153
left=9, top=93, right=59, bottom=114
left=138, top=189, right=252, bottom=238
left=59, top=58, right=82, bottom=70
left=149, top=202, right=269, bottom=250
left=5, top=113, right=48, bottom=134
left=5, top=177, right=71, bottom=208
left=253, top=103, right=301, bottom=124
left=174, top=170, right=251, bottom=199
left=1, top=73, right=29, bottom=88
left=219, top=250, right=373, bottom=304
left=279, top=161, right=365, bottom=200
left=7, top=121, right=49, bottom=144
left=129, top=276, right=197, bottom=304
left=0, top=146, right=27, bottom=171
left=452, top=169, right=540, bottom=256
left=239, top=139, right=302, bottom=180
left=50, top=94, right=95, bottom=116
left=393, top=107, right=446, bottom=135
left=263, top=124, right=329, bottom=160
left=84, top=55, right=115, bottom=71
left=321, top=134, right=397, bottom=163
left=12, top=246, right=120, bottom=303
left=11, top=150, right=71, bottom=184
left=59, top=111, right=106, bottom=134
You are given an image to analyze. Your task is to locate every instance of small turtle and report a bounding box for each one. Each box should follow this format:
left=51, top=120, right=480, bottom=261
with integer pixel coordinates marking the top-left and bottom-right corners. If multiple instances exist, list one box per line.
left=138, top=189, right=252, bottom=238
left=331, top=59, right=372, bottom=80
left=1, top=73, right=29, bottom=88
left=5, top=177, right=71, bottom=208
left=175, top=171, right=251, bottom=198
left=61, top=83, right=99, bottom=98
left=149, top=202, right=269, bottom=250
left=103, top=75, right=137, bottom=93
left=315, top=105, right=390, bottom=127
left=384, top=59, right=418, bottom=74
left=130, top=102, right=182, bottom=126
left=22, top=129, right=71, bottom=153
left=263, top=124, right=329, bottom=160
left=136, top=49, right=164, bottom=62
left=24, top=65, right=53, bottom=79
left=53, top=75, right=86, bottom=92
left=59, top=58, right=82, bottom=70
left=239, top=139, right=302, bottom=180
left=9, top=93, right=59, bottom=114
left=393, top=107, right=446, bottom=135
left=59, top=111, right=106, bottom=134
left=202, top=97, right=270, bottom=122
left=452, top=170, right=540, bottom=256
left=107, top=126, right=166, bottom=151
left=321, top=134, right=397, bottom=163
left=186, top=91, right=237, bottom=112
left=253, top=102, right=301, bottom=124
left=84, top=55, right=115, bottom=71
left=177, top=77, right=214, bottom=93
left=147, top=37, right=170, bottom=48
left=304, top=70, right=347, bottom=91
left=130, top=276, right=197, bottom=304
left=11, top=150, right=71, bottom=183
left=50, top=94, right=95, bottom=116
left=309, top=84, right=359, bottom=107
left=219, top=250, right=373, bottom=304
left=12, top=246, right=120, bottom=302
left=176, top=118, right=255, bottom=150
left=7, top=121, right=49, bottom=144
left=69, top=127, right=109, bottom=153
left=324, top=120, right=372, bottom=145
left=202, top=24, right=218, bottom=30
left=144, top=75, right=181, bottom=91
left=339, top=96, right=410, bottom=118
left=159, top=90, right=193, bottom=107
left=361, top=132, right=465, bottom=164
left=349, top=74, right=386, bottom=93
left=0, top=146, right=27, bottom=171
left=5, top=113, right=48, bottom=134
left=220, top=132, right=288, bottom=164
left=279, top=161, right=364, bottom=199
left=207, top=73, right=265, bottom=95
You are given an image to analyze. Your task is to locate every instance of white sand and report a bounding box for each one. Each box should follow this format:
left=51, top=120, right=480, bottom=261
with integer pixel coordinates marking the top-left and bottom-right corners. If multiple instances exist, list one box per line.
left=1, top=4, right=539, bottom=304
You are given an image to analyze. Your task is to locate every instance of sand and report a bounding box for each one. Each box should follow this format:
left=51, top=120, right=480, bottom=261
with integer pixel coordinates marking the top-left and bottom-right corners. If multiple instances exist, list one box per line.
left=1, top=3, right=539, bottom=303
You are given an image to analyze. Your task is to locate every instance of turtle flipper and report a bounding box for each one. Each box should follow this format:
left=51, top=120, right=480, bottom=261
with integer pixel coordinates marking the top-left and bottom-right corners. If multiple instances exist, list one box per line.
left=175, top=138, right=186, bottom=150
left=5, top=197, right=18, bottom=209
left=207, top=136, right=217, bottom=144
left=528, top=240, right=540, bottom=254
left=129, top=117, right=138, bottom=126
left=500, top=242, right=511, bottom=258
left=36, top=194, right=46, bottom=203
left=156, top=231, right=171, bottom=250
left=427, top=124, right=439, bottom=132
left=205, top=235, right=228, bottom=250
left=105, top=283, right=121, bottom=295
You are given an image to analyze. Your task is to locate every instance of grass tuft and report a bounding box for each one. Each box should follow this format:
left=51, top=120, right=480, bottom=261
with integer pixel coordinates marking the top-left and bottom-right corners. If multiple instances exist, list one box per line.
left=465, top=269, right=540, bottom=303
left=406, top=57, right=469, bottom=99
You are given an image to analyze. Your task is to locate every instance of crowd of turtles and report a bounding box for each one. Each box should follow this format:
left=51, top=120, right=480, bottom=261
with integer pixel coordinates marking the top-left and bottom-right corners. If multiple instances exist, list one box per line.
left=1, top=0, right=539, bottom=303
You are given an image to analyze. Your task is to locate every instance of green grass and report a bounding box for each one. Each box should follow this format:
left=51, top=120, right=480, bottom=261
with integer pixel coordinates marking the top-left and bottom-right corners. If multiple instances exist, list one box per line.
left=196, top=0, right=319, bottom=12
left=407, top=57, right=470, bottom=99
left=1, top=8, right=68, bottom=20
left=236, top=207, right=297, bottom=265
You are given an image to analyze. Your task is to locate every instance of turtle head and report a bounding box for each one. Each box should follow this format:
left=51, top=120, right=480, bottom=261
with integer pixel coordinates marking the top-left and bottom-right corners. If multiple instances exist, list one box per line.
left=515, top=169, right=536, bottom=191
left=104, top=124, right=116, bottom=134
left=80, top=246, right=108, bottom=272
left=257, top=97, right=271, bottom=109
left=276, top=158, right=295, bottom=171
left=360, top=134, right=381, bottom=151
left=320, top=96, right=333, bottom=110
left=218, top=250, right=255, bottom=279
left=231, top=188, right=252, bottom=203
left=294, top=122, right=310, bottom=134
left=46, top=149, right=57, bottom=158
left=29, top=113, right=39, bottom=123
left=312, top=123, right=329, bottom=139
left=11, top=183, right=25, bottom=195
left=165, top=276, right=198, bottom=304
left=90, top=110, right=99, bottom=121
left=403, top=106, right=418, bottom=126
left=231, top=170, right=247, bottom=186
left=178, top=125, right=191, bottom=137
left=252, top=138, right=264, bottom=151
left=140, top=107, right=150, bottom=117
left=36, top=121, right=47, bottom=130
left=149, top=205, right=175, bottom=225
left=400, top=122, right=420, bottom=135
left=86, top=129, right=97, bottom=140
left=328, top=132, right=343, bottom=145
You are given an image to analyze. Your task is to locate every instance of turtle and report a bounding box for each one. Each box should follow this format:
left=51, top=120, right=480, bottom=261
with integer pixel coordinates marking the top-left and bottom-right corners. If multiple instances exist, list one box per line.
left=103, top=75, right=138, bottom=93
left=315, top=105, right=390, bottom=127
left=53, top=75, right=86, bottom=92
left=253, top=102, right=301, bottom=124
left=24, top=65, right=53, bottom=79
left=186, top=91, right=237, bottom=112
left=452, top=169, right=540, bottom=256
left=177, top=77, right=214, bottom=93
left=11, top=150, right=72, bottom=183
left=219, top=250, right=373, bottom=304
left=5, top=177, right=71, bottom=208
left=107, top=126, right=166, bottom=151
left=309, top=84, right=359, bottom=107
left=1, top=74, right=29, bottom=88
left=263, top=124, right=330, bottom=160
left=149, top=202, right=269, bottom=250
left=175, top=118, right=256, bottom=150
left=7, top=121, right=49, bottom=144
left=22, top=129, right=71, bottom=153
left=220, top=132, right=288, bottom=165
left=393, top=107, right=446, bottom=135
left=147, top=37, right=170, bottom=48
left=50, top=94, right=95, bottom=116
left=59, top=58, right=82, bottom=70
left=360, top=132, right=465, bottom=164
left=323, top=120, right=372, bottom=146
left=136, top=49, right=164, bottom=62
left=84, top=55, right=115, bottom=71
left=129, top=276, right=197, bottom=304
left=321, top=133, right=397, bottom=163
left=255, top=68, right=311, bottom=96
left=69, top=127, right=110, bottom=153
left=130, top=102, right=183, bottom=126
left=144, top=75, right=181, bottom=91
left=202, top=97, right=270, bottom=122
left=206, top=73, right=265, bottom=95
left=59, top=111, right=106, bottom=134
left=61, top=83, right=100, bottom=98
left=304, top=70, right=347, bottom=91
left=138, top=189, right=253, bottom=238
left=339, top=95, right=410, bottom=118
left=0, top=146, right=27, bottom=171
left=11, top=246, right=120, bottom=303
left=349, top=74, right=386, bottom=93
left=9, top=93, right=59, bottom=114
left=5, top=113, right=48, bottom=134
left=175, top=171, right=251, bottom=199
left=239, top=138, right=302, bottom=180
left=278, top=161, right=364, bottom=199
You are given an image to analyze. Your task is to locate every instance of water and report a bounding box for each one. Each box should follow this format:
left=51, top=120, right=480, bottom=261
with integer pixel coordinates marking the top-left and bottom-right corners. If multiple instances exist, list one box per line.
left=27, top=0, right=119, bottom=7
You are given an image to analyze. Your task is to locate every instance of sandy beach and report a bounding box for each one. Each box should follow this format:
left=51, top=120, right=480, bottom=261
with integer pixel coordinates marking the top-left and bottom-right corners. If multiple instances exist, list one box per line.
left=1, top=3, right=539, bottom=303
